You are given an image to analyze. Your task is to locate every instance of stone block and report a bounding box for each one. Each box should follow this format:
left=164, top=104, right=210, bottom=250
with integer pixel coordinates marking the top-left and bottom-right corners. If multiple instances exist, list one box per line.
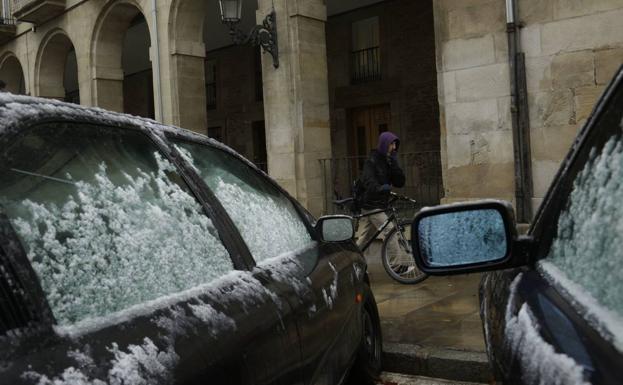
left=520, top=24, right=541, bottom=58
left=574, top=85, right=606, bottom=123
left=445, top=98, right=499, bottom=135
left=519, top=0, right=554, bottom=24
left=470, top=131, right=514, bottom=165
left=447, top=2, right=505, bottom=40
left=455, top=63, right=510, bottom=101
left=497, top=97, right=512, bottom=131
left=553, top=0, right=623, bottom=20
left=493, top=32, right=509, bottom=63
left=542, top=8, right=623, bottom=55
left=525, top=56, right=553, bottom=92
left=529, top=90, right=574, bottom=128
left=595, top=48, right=623, bottom=85
left=446, top=134, right=472, bottom=168
left=439, top=71, right=457, bottom=103
left=531, top=124, right=579, bottom=163
left=268, top=152, right=296, bottom=180
left=445, top=162, right=515, bottom=199
left=531, top=159, right=561, bottom=197
left=442, top=35, right=496, bottom=71
left=551, top=51, right=595, bottom=89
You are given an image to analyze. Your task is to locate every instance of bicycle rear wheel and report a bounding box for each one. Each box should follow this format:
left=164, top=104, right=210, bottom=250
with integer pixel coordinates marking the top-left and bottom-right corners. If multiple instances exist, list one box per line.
left=381, top=220, right=428, bottom=284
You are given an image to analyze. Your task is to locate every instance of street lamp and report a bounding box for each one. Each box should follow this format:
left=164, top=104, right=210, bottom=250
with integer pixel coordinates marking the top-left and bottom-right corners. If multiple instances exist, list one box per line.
left=218, top=0, right=279, bottom=68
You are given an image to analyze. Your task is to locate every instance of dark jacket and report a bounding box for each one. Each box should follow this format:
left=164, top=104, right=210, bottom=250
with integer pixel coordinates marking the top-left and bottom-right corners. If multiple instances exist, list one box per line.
left=360, top=133, right=405, bottom=209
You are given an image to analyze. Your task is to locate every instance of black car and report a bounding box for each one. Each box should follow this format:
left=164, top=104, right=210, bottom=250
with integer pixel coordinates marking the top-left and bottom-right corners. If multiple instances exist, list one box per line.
left=0, top=95, right=382, bottom=385
left=410, top=66, right=623, bottom=384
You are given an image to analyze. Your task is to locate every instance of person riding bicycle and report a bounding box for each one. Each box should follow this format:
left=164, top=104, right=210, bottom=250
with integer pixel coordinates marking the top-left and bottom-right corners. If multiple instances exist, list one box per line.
left=357, top=131, right=406, bottom=252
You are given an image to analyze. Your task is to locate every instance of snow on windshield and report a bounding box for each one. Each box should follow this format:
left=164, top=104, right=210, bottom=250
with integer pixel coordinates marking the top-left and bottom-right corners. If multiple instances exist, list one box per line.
left=174, top=143, right=314, bottom=263
left=541, top=134, right=623, bottom=350
left=6, top=154, right=233, bottom=326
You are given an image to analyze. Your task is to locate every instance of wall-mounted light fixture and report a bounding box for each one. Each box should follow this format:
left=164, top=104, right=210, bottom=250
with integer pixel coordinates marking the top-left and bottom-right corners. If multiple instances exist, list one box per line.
left=218, top=0, right=279, bottom=68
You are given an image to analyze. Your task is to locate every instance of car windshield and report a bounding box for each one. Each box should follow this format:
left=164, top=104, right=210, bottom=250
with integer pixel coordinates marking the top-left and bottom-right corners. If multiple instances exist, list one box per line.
left=0, top=124, right=233, bottom=326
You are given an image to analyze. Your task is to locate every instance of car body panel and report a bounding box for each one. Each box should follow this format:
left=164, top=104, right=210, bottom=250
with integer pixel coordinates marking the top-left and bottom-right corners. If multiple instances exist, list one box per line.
left=0, top=95, right=373, bottom=385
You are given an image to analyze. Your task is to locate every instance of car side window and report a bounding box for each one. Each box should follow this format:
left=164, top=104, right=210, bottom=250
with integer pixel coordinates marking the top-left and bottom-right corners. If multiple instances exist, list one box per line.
left=0, top=247, right=34, bottom=335
left=173, top=141, right=314, bottom=263
left=537, top=83, right=623, bottom=331
left=0, top=124, right=234, bottom=326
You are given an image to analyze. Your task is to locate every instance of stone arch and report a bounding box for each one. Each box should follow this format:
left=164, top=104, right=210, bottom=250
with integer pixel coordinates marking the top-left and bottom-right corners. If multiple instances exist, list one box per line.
left=91, top=0, right=152, bottom=114
left=35, top=29, right=78, bottom=100
left=168, top=0, right=208, bottom=131
left=0, top=53, right=26, bottom=94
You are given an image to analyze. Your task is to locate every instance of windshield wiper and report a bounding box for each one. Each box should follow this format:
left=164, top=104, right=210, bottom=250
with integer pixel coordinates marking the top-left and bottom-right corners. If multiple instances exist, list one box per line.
left=10, top=168, right=76, bottom=186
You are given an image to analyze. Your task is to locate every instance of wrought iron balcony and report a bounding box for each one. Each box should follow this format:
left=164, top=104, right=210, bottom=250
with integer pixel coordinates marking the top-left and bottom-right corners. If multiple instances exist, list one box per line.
left=351, top=46, right=381, bottom=84
left=0, top=17, right=17, bottom=43
left=12, top=0, right=65, bottom=25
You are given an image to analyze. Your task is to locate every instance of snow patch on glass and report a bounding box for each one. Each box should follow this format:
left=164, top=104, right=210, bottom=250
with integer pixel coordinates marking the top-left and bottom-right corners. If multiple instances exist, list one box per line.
left=7, top=154, right=232, bottom=326
left=417, top=209, right=506, bottom=267
left=174, top=143, right=313, bottom=263
left=544, top=135, right=623, bottom=348
left=505, top=304, right=589, bottom=385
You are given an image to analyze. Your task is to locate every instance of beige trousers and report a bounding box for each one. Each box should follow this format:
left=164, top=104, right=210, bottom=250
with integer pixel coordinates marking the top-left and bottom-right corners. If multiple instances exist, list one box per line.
left=356, top=210, right=400, bottom=257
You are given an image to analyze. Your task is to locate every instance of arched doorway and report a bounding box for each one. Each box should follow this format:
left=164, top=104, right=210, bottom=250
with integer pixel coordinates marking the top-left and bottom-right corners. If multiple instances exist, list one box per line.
left=36, top=30, right=79, bottom=102
left=92, top=3, right=153, bottom=117
left=0, top=54, right=26, bottom=94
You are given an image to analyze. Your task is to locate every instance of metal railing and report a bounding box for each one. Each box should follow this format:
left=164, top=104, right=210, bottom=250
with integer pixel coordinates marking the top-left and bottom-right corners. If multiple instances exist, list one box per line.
left=351, top=46, right=381, bottom=84
left=0, top=17, right=16, bottom=25
left=319, top=151, right=443, bottom=218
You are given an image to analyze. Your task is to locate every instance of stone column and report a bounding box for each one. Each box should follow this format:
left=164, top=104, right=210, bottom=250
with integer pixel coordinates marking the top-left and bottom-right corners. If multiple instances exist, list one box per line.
left=92, top=66, right=124, bottom=113
left=258, top=0, right=332, bottom=217
left=169, top=41, right=207, bottom=133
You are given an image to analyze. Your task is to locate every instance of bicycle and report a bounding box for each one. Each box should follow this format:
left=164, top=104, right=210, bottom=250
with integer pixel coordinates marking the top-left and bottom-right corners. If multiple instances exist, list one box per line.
left=333, top=192, right=428, bottom=284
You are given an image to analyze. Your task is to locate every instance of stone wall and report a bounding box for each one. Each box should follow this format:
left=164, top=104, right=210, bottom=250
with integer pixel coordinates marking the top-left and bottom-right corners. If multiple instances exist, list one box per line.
left=434, top=0, right=623, bottom=212
left=519, top=0, right=623, bottom=210
left=434, top=0, right=515, bottom=205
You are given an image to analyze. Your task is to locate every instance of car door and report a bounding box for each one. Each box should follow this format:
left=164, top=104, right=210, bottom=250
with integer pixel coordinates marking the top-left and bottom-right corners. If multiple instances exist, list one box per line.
left=0, top=119, right=289, bottom=384
left=169, top=136, right=367, bottom=385
left=489, top=67, right=623, bottom=384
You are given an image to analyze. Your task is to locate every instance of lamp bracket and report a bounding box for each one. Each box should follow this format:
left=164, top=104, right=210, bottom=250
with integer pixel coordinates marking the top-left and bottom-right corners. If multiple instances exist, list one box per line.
left=227, top=11, right=279, bottom=68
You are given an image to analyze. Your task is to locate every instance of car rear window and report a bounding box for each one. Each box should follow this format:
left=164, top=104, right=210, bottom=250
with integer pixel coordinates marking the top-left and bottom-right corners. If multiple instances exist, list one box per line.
left=0, top=123, right=233, bottom=326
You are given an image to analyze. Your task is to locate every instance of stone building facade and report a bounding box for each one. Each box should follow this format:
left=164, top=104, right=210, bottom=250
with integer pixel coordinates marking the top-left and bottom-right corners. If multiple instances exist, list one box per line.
left=1, top=0, right=622, bottom=218
left=435, top=0, right=623, bottom=213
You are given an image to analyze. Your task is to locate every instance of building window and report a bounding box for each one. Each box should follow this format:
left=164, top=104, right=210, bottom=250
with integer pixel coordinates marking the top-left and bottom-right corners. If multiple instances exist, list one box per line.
left=351, top=16, right=381, bottom=84
left=206, top=59, right=217, bottom=110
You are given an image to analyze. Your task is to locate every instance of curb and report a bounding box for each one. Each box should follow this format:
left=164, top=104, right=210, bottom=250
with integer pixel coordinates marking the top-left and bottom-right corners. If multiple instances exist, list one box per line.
left=382, top=343, right=492, bottom=384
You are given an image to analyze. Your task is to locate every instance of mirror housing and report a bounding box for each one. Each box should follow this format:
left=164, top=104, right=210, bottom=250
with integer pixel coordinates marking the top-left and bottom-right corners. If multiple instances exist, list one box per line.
left=316, top=215, right=355, bottom=243
left=411, top=200, right=532, bottom=275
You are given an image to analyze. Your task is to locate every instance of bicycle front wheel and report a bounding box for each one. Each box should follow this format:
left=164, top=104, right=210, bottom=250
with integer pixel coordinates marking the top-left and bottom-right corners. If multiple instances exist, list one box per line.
left=381, top=220, right=428, bottom=284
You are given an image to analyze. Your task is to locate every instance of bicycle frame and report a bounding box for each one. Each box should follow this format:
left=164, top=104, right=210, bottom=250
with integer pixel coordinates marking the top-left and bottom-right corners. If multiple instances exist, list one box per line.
left=355, top=205, right=400, bottom=253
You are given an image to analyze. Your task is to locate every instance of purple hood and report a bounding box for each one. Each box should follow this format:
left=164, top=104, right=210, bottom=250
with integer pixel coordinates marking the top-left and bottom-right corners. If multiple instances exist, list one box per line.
left=377, top=131, right=400, bottom=155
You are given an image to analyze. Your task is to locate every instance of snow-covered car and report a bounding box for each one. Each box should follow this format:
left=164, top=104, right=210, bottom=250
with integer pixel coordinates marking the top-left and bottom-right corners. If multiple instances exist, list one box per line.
left=0, top=95, right=382, bottom=385
left=410, top=65, right=623, bottom=384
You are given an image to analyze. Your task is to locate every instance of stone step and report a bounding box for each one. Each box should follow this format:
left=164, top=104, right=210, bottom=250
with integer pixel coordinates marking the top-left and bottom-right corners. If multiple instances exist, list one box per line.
left=382, top=343, right=492, bottom=384
left=378, top=372, right=487, bottom=385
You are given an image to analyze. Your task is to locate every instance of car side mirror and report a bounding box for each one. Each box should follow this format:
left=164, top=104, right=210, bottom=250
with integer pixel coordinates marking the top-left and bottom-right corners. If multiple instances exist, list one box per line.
left=316, top=215, right=355, bottom=243
left=411, top=200, right=531, bottom=275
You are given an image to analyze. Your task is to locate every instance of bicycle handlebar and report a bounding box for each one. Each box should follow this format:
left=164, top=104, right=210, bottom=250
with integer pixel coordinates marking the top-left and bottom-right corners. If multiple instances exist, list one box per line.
left=389, top=192, right=418, bottom=205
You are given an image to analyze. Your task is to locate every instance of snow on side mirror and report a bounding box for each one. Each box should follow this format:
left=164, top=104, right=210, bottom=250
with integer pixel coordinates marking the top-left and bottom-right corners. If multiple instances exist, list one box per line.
left=317, top=215, right=355, bottom=243
left=410, top=200, right=523, bottom=275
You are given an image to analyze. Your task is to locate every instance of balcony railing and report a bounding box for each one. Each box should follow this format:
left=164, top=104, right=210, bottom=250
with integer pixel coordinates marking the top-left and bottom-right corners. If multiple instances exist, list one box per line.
left=0, top=17, right=16, bottom=43
left=12, top=0, right=65, bottom=24
left=319, top=151, right=443, bottom=217
left=351, top=46, right=381, bottom=84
